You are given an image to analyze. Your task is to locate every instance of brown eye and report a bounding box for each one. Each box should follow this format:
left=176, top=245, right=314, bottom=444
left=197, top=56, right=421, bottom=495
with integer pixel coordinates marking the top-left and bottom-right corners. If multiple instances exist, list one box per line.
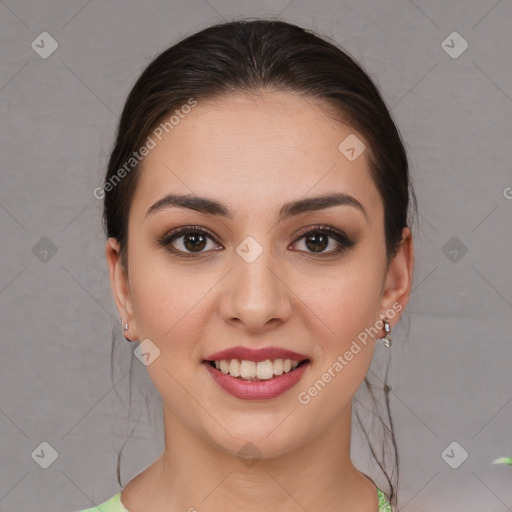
left=157, top=226, right=222, bottom=257
left=182, top=232, right=207, bottom=252
left=304, top=232, right=329, bottom=252
left=291, top=226, right=355, bottom=256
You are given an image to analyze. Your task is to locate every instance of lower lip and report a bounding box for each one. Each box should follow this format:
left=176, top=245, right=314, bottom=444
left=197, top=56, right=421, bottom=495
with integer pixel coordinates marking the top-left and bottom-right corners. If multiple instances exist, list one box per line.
left=203, top=361, right=310, bottom=400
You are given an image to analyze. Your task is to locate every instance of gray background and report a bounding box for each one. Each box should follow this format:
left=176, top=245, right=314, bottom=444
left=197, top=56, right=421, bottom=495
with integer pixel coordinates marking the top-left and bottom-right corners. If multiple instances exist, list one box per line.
left=1, top=0, right=511, bottom=511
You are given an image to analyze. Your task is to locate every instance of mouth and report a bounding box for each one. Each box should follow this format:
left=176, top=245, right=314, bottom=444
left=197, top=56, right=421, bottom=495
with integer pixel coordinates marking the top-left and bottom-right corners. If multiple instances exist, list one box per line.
left=203, top=358, right=311, bottom=382
left=202, top=357, right=311, bottom=400
left=202, top=346, right=312, bottom=400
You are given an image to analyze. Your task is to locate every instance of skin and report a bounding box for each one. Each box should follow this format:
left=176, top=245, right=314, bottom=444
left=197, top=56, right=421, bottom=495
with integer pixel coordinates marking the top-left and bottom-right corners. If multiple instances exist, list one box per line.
left=106, top=90, right=414, bottom=512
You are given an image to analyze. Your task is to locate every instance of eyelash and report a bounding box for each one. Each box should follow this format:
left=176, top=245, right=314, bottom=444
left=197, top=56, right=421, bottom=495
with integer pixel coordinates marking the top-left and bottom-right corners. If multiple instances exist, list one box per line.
left=156, top=224, right=355, bottom=259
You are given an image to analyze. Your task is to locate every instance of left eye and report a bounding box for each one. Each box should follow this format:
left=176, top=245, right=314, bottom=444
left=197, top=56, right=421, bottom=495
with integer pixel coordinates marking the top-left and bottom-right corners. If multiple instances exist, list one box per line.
left=290, top=228, right=354, bottom=255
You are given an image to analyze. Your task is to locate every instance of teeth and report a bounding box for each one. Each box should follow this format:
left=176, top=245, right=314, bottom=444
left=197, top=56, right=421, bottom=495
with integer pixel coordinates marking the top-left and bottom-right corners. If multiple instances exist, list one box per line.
left=229, top=359, right=240, bottom=377
left=211, top=358, right=302, bottom=380
left=273, top=358, right=283, bottom=375
left=256, top=360, right=274, bottom=380
left=220, top=360, right=229, bottom=374
left=240, top=360, right=257, bottom=379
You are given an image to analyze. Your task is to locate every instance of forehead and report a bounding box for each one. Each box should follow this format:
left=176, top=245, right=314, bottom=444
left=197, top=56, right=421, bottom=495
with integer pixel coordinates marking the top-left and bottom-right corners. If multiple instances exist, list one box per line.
left=130, top=91, right=382, bottom=224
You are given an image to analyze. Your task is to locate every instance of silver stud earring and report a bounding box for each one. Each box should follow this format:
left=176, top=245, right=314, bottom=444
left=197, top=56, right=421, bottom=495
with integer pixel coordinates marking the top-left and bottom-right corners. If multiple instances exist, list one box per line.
left=122, top=322, right=134, bottom=342
left=382, top=318, right=393, bottom=348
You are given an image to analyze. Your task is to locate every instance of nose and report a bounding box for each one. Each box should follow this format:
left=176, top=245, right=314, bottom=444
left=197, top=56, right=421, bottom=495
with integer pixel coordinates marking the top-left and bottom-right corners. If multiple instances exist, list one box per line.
left=219, top=244, right=293, bottom=334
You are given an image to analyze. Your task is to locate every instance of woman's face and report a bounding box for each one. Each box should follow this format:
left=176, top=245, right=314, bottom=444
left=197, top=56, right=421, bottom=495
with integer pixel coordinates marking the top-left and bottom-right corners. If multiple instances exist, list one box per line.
left=107, top=90, right=412, bottom=458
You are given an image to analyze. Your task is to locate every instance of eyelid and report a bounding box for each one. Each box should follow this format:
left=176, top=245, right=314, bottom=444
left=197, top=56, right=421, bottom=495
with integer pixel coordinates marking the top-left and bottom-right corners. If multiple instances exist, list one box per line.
left=159, top=225, right=220, bottom=242
left=292, top=224, right=352, bottom=242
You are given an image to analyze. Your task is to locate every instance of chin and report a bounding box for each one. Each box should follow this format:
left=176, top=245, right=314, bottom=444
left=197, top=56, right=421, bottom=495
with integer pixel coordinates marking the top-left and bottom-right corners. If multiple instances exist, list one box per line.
left=205, top=420, right=306, bottom=463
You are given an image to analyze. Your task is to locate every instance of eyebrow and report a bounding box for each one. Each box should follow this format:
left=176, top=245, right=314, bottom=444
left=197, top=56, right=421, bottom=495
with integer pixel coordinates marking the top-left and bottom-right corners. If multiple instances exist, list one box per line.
left=145, top=192, right=367, bottom=222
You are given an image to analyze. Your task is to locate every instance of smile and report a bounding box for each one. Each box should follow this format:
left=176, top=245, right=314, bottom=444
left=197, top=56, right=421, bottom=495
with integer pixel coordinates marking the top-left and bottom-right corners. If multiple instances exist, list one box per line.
left=209, top=358, right=304, bottom=380
left=203, top=358, right=311, bottom=400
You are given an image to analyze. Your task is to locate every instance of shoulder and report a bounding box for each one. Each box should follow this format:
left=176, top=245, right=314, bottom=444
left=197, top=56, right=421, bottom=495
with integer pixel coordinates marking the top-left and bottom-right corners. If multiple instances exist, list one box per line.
left=377, top=487, right=392, bottom=512
left=73, top=492, right=128, bottom=512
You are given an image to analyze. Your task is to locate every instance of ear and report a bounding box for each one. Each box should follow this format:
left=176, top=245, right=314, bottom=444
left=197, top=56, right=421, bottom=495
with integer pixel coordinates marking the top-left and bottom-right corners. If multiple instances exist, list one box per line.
left=105, top=237, right=137, bottom=341
left=379, top=227, right=414, bottom=329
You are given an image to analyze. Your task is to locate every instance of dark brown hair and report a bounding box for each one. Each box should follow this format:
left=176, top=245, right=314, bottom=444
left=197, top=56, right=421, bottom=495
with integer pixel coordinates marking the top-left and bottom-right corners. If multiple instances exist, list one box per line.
left=104, top=18, right=417, bottom=509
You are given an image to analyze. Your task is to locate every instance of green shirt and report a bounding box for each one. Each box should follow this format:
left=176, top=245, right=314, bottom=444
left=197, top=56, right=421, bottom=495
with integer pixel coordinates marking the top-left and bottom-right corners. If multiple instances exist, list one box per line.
left=76, top=488, right=392, bottom=511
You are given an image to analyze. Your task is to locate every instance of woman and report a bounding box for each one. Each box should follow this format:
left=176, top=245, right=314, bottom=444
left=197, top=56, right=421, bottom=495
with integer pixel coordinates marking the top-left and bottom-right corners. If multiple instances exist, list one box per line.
left=78, top=19, right=415, bottom=512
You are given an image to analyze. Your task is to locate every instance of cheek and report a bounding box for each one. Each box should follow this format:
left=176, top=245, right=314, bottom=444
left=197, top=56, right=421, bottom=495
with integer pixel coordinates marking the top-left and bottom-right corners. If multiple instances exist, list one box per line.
left=293, top=262, right=384, bottom=346
left=295, top=271, right=380, bottom=410
left=128, top=247, right=211, bottom=345
left=127, top=252, right=213, bottom=399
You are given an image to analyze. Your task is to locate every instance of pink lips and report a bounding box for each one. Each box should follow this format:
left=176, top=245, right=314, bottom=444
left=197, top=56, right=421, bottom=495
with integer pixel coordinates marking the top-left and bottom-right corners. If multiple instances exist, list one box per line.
left=202, top=345, right=311, bottom=401
left=204, top=345, right=310, bottom=363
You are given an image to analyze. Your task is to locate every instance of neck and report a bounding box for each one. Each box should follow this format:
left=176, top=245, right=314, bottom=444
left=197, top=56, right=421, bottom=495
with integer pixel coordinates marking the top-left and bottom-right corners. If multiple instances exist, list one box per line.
left=123, top=401, right=379, bottom=512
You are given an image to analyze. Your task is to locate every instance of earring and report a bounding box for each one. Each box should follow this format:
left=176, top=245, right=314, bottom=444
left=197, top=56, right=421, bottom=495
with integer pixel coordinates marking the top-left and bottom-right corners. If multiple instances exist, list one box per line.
left=381, top=318, right=393, bottom=348
left=122, top=322, right=134, bottom=342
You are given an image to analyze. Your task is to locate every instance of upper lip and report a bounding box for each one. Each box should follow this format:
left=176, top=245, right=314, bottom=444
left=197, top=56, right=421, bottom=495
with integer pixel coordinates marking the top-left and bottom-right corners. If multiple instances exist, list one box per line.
left=204, top=346, right=310, bottom=363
